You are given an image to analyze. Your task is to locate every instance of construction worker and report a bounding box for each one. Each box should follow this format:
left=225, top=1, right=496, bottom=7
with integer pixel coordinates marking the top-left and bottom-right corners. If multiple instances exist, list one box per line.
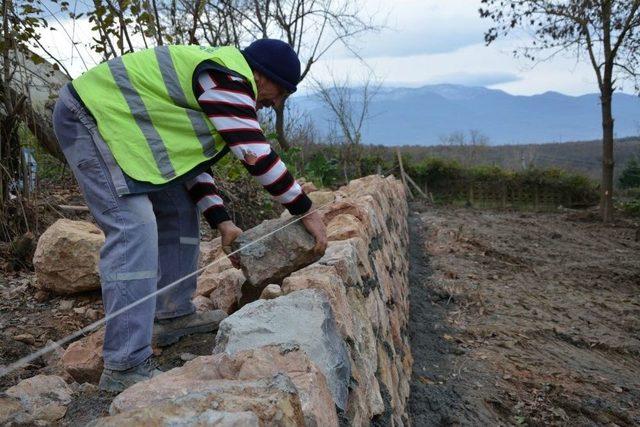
left=52, top=39, right=327, bottom=392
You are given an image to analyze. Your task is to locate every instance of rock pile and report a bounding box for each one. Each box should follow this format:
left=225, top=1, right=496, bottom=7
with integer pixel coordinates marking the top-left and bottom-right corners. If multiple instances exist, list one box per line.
left=6, top=174, right=410, bottom=426
left=96, top=174, right=411, bottom=426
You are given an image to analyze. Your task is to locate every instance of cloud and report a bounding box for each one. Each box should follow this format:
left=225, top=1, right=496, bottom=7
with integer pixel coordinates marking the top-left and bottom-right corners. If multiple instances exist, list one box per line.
left=348, top=27, right=485, bottom=58
left=329, top=0, right=490, bottom=59
left=306, top=37, right=599, bottom=97
left=425, top=71, right=522, bottom=87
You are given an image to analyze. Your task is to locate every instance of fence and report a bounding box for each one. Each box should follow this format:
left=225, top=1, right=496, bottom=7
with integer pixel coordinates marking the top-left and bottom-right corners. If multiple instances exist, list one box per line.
left=420, top=179, right=599, bottom=211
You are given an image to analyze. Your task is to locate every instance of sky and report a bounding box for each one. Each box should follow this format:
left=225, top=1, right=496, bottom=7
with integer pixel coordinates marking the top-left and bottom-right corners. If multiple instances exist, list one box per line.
left=303, top=0, right=600, bottom=96
left=38, top=0, right=604, bottom=97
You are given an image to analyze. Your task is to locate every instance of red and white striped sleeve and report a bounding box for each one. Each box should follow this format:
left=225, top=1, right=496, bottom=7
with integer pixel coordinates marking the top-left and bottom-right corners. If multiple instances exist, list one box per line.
left=185, top=172, right=231, bottom=227
left=194, top=69, right=312, bottom=215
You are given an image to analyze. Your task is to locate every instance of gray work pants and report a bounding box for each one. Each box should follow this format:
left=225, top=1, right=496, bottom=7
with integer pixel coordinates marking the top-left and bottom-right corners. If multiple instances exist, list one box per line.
left=52, top=85, right=199, bottom=370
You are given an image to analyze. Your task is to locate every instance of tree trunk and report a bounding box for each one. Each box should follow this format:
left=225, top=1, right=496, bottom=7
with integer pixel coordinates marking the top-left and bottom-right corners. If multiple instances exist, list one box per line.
left=11, top=85, right=64, bottom=162
left=600, top=85, right=615, bottom=223
left=274, top=103, right=290, bottom=150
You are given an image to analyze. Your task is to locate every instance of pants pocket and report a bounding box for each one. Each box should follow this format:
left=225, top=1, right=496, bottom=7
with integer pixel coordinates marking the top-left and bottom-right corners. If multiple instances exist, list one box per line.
left=76, top=156, right=120, bottom=215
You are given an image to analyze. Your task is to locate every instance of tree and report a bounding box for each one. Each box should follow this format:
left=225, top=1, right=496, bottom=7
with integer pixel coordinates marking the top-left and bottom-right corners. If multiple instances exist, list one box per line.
left=86, top=0, right=378, bottom=149
left=1, top=0, right=64, bottom=241
left=479, top=0, right=640, bottom=222
left=618, top=155, right=640, bottom=188
left=439, top=129, right=489, bottom=166
left=219, top=0, right=379, bottom=150
left=313, top=71, right=380, bottom=180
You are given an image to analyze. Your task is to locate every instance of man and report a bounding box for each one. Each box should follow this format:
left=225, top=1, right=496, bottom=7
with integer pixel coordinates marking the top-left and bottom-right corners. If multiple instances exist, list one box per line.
left=52, top=39, right=327, bottom=392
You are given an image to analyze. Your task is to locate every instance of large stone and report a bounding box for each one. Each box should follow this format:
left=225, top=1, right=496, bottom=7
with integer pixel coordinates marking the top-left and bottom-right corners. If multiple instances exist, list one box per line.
left=62, top=329, right=104, bottom=384
left=197, top=268, right=245, bottom=297
left=199, top=237, right=234, bottom=273
left=282, top=265, right=354, bottom=339
left=316, top=240, right=363, bottom=286
left=326, top=213, right=367, bottom=242
left=196, top=268, right=245, bottom=314
left=5, top=374, right=73, bottom=423
left=308, top=190, right=335, bottom=207
left=214, top=289, right=351, bottom=411
left=93, top=411, right=260, bottom=427
left=33, top=219, right=104, bottom=294
left=320, top=200, right=369, bottom=228
left=102, top=374, right=304, bottom=426
left=228, top=346, right=338, bottom=427
left=260, top=284, right=282, bottom=300
left=232, top=218, right=322, bottom=287
left=0, top=396, right=28, bottom=425
left=192, top=295, right=215, bottom=312
left=109, top=345, right=337, bottom=426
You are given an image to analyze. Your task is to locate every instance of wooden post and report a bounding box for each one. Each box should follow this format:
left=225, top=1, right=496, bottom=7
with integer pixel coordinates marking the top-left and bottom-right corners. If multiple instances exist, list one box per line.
left=501, top=184, right=507, bottom=209
left=396, top=148, right=414, bottom=200
left=405, top=173, right=428, bottom=198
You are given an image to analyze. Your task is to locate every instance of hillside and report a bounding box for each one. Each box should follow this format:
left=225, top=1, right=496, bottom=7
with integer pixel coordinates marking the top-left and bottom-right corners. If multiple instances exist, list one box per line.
left=293, top=84, right=640, bottom=146
left=395, top=137, right=640, bottom=181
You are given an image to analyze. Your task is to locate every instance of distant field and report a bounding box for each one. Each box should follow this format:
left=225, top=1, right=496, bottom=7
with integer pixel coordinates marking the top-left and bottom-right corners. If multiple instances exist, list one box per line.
left=393, top=137, right=640, bottom=181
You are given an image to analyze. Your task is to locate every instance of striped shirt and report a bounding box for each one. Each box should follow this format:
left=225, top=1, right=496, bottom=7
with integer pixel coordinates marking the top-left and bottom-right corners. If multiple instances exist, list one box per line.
left=186, top=67, right=311, bottom=228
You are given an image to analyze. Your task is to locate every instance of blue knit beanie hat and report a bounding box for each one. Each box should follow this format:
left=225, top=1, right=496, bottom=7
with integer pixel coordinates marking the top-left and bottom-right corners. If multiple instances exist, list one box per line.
left=242, top=39, right=301, bottom=93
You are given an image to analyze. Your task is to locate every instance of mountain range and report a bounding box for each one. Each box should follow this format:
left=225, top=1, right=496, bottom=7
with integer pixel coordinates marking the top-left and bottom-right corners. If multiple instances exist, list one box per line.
left=291, top=84, right=640, bottom=146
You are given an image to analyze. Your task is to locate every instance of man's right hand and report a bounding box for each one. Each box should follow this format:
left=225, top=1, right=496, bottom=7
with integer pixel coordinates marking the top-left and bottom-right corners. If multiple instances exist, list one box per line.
left=301, top=210, right=327, bottom=256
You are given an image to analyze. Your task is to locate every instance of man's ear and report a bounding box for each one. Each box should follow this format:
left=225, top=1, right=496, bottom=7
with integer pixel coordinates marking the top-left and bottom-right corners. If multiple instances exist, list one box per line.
left=253, top=70, right=263, bottom=87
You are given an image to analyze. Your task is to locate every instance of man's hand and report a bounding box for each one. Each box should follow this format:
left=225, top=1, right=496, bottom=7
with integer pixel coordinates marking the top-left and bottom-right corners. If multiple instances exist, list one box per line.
left=301, top=210, right=327, bottom=256
left=219, top=220, right=243, bottom=269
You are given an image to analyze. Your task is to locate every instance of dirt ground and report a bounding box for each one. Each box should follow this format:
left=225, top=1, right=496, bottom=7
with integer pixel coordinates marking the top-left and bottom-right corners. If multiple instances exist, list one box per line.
left=407, top=204, right=640, bottom=426
left=0, top=273, right=217, bottom=425
left=2, top=200, right=639, bottom=425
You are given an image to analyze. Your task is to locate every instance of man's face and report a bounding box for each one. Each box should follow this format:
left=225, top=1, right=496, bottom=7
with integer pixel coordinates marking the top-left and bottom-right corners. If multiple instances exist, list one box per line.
left=255, top=72, right=288, bottom=110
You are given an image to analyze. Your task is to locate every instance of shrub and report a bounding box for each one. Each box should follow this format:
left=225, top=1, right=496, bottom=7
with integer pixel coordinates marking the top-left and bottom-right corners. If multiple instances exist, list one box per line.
left=303, top=152, right=340, bottom=187
left=618, top=156, right=640, bottom=189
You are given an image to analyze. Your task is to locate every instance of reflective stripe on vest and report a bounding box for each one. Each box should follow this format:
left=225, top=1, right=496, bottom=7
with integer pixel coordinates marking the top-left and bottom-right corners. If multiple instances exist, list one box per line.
left=154, top=46, right=216, bottom=158
left=108, top=56, right=176, bottom=179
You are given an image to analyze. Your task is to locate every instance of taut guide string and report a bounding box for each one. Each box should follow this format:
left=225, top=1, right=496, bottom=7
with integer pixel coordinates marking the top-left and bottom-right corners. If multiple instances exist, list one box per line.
left=0, top=199, right=337, bottom=379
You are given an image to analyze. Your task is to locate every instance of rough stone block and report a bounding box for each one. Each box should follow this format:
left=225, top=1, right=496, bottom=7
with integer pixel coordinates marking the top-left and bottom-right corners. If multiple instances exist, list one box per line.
left=198, top=268, right=245, bottom=314
left=62, top=329, right=104, bottom=384
left=282, top=265, right=354, bottom=339
left=5, top=374, right=73, bottom=424
left=326, top=214, right=367, bottom=242
left=259, top=284, right=282, bottom=300
left=33, top=219, right=104, bottom=294
left=308, top=190, right=335, bottom=207
left=199, top=237, right=234, bottom=273
left=232, top=218, right=321, bottom=288
left=192, top=295, right=215, bottom=312
left=110, top=344, right=337, bottom=426
left=98, top=374, right=304, bottom=426
left=214, top=289, right=351, bottom=411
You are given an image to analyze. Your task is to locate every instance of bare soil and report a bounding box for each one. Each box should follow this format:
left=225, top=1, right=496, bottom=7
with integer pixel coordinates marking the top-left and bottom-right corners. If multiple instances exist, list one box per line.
left=2, top=200, right=639, bottom=426
left=408, top=204, right=640, bottom=426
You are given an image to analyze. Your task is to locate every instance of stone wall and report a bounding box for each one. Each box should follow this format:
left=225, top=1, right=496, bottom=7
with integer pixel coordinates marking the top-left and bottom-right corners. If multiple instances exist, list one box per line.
left=95, top=175, right=412, bottom=426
